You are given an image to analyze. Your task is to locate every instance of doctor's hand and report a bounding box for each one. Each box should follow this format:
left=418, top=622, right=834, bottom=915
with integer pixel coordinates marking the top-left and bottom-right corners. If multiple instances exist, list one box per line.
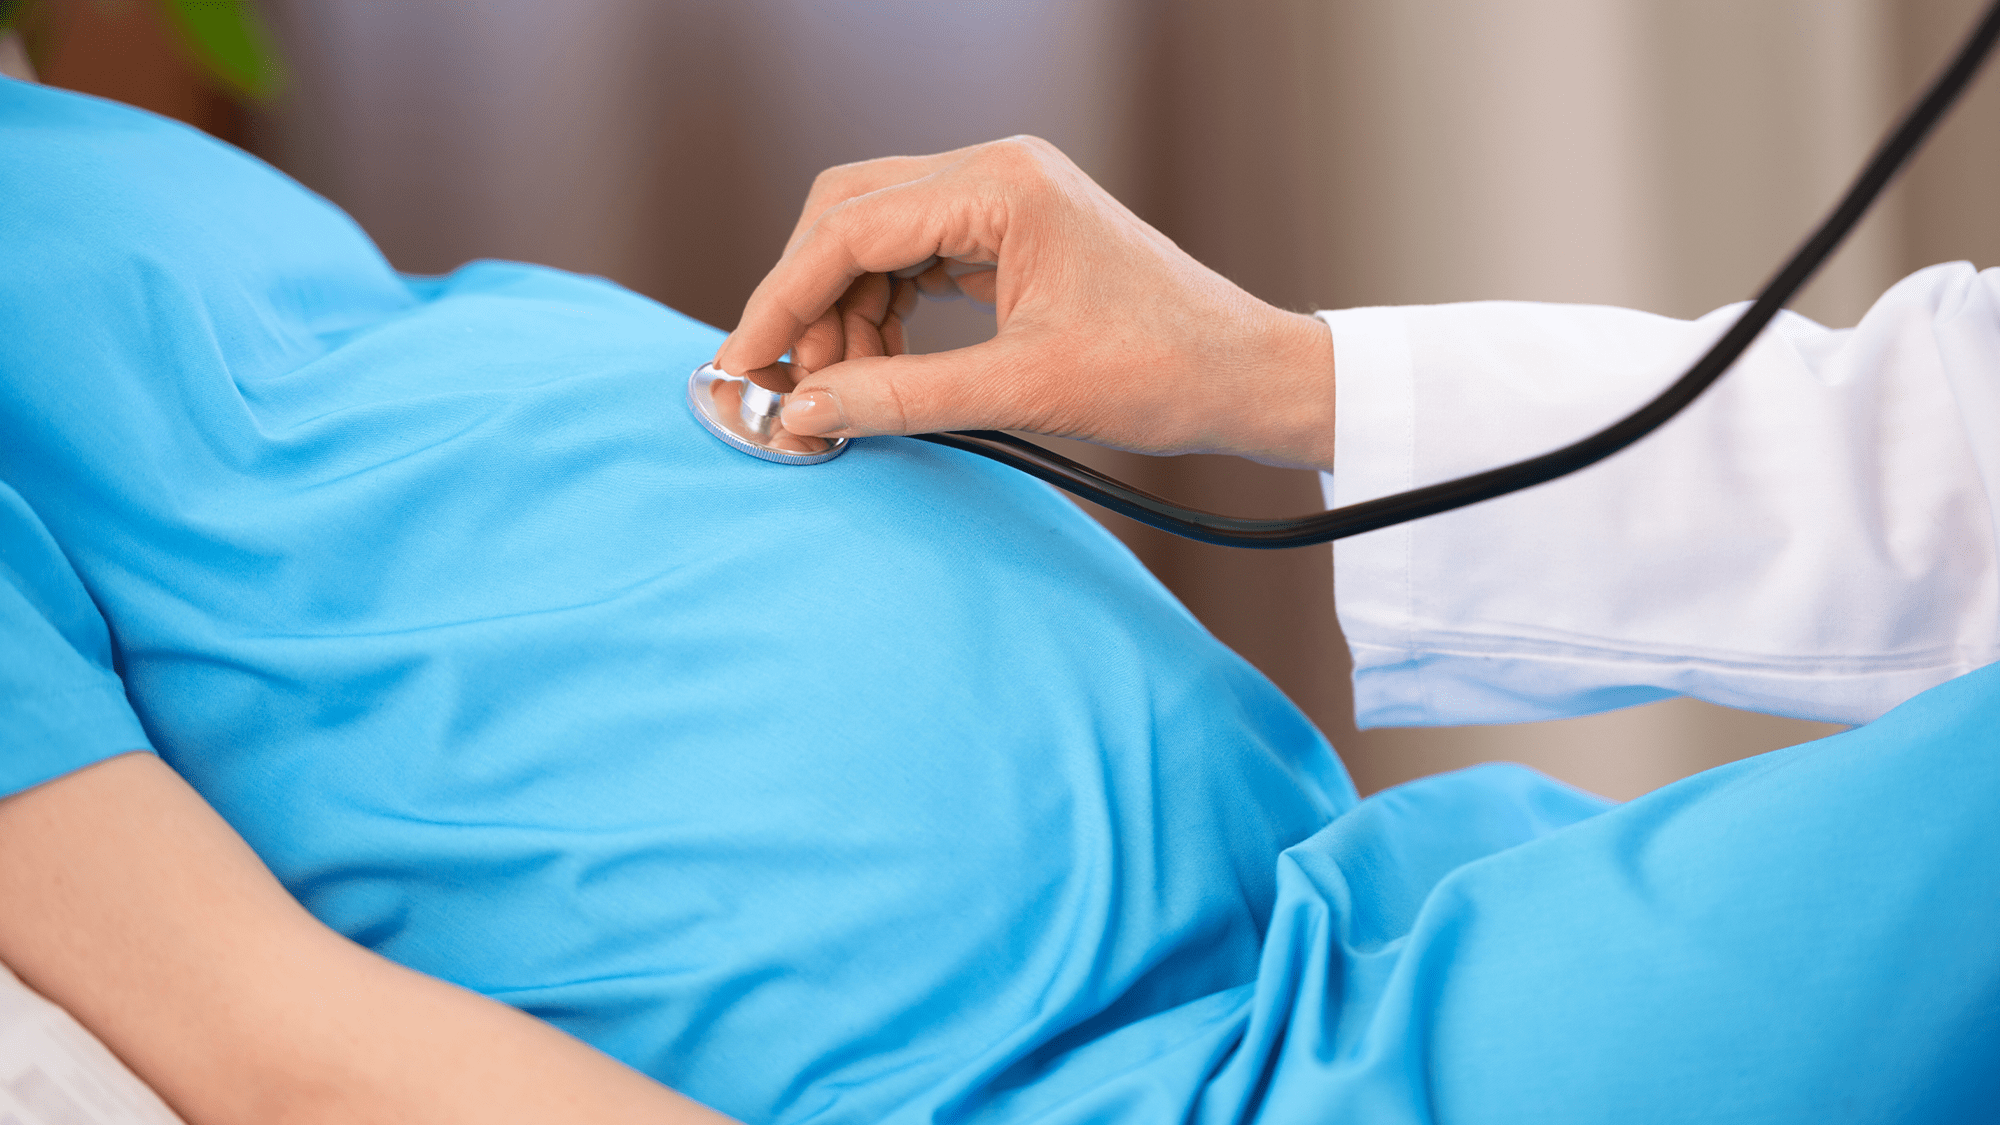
left=714, top=136, right=1337, bottom=469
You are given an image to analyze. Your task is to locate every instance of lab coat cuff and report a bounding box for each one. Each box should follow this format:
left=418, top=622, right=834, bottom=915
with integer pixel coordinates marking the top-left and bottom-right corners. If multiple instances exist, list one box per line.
left=1315, top=307, right=1428, bottom=728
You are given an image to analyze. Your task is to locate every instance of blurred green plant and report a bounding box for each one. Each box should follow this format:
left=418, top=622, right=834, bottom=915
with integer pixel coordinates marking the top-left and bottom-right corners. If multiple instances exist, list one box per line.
left=0, top=0, right=283, bottom=99
left=0, top=0, right=31, bottom=34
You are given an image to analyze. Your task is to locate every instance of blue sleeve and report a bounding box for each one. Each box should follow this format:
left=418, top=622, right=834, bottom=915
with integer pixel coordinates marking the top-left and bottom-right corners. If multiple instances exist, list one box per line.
left=0, top=482, right=152, bottom=799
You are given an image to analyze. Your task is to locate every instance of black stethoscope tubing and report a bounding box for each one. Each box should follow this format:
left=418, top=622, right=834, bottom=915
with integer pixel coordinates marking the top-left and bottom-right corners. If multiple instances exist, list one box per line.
left=911, top=0, right=2000, bottom=549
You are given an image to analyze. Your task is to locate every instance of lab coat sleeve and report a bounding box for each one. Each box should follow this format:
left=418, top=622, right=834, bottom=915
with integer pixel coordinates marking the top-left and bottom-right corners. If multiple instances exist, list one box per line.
left=1319, top=261, right=2000, bottom=729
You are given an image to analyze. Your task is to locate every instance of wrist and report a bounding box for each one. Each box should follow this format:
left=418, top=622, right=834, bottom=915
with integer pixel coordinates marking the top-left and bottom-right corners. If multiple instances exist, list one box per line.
left=1227, top=307, right=1337, bottom=471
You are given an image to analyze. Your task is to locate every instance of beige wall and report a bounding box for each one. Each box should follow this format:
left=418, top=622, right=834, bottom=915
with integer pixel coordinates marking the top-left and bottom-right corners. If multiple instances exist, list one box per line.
left=253, top=0, right=2000, bottom=798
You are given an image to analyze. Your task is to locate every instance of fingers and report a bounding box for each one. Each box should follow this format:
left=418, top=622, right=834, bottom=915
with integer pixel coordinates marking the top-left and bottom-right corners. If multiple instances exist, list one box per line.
left=791, top=308, right=844, bottom=371
left=718, top=159, right=1021, bottom=376
left=881, top=311, right=907, bottom=357
left=784, top=155, right=942, bottom=258
left=719, top=136, right=1189, bottom=449
left=953, top=267, right=998, bottom=306
left=838, top=273, right=894, bottom=361
left=781, top=342, right=1032, bottom=438
left=890, top=275, right=918, bottom=324
left=883, top=277, right=916, bottom=356
left=790, top=272, right=919, bottom=369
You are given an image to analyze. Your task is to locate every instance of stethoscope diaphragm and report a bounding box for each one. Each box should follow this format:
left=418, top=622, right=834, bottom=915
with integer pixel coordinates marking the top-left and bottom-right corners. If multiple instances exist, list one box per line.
left=686, top=361, right=849, bottom=466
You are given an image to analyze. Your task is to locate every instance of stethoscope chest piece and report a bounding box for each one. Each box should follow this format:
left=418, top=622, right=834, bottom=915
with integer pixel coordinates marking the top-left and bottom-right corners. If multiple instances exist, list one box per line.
left=686, top=361, right=848, bottom=466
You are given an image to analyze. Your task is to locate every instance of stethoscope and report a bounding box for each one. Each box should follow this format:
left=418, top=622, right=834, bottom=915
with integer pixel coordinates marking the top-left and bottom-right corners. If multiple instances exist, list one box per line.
left=692, top=0, right=2000, bottom=550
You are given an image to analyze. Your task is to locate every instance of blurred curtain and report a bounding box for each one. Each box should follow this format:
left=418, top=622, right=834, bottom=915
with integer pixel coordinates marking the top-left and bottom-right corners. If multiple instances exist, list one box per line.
left=247, top=0, right=1999, bottom=797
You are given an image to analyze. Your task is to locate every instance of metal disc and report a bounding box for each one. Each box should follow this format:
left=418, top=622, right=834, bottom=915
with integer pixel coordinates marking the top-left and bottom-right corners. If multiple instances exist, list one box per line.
left=686, top=361, right=848, bottom=466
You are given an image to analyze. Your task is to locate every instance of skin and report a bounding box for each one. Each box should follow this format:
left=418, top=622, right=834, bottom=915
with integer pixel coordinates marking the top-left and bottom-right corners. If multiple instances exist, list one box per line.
left=0, top=753, right=740, bottom=1125
left=715, top=135, right=1339, bottom=471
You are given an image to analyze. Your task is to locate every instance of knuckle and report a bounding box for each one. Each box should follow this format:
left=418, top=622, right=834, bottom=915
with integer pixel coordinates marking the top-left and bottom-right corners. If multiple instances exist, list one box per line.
left=981, top=136, right=1044, bottom=177
left=812, top=155, right=927, bottom=199
left=815, top=196, right=861, bottom=241
left=809, top=161, right=864, bottom=196
left=962, top=139, right=1068, bottom=224
left=994, top=133, right=1054, bottom=156
left=877, top=372, right=914, bottom=432
left=816, top=199, right=904, bottom=271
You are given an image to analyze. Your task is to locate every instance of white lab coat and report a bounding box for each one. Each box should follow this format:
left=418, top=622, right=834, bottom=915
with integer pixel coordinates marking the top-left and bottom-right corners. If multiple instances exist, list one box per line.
left=1319, top=261, right=2000, bottom=730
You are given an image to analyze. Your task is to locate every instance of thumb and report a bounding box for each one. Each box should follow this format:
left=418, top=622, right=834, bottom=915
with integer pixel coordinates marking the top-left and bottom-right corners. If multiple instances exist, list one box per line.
left=781, top=341, right=1029, bottom=438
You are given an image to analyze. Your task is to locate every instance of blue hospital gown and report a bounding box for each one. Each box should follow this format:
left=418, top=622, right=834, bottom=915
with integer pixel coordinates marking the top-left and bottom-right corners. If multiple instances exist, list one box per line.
left=1, top=79, right=1995, bottom=1123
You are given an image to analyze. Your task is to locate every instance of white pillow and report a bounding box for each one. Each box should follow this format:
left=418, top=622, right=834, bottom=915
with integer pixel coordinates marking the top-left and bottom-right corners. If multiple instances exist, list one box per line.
left=0, top=962, right=185, bottom=1125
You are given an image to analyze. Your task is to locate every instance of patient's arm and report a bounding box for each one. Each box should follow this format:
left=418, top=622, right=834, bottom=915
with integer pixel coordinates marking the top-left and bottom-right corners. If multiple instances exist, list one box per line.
left=0, top=752, right=739, bottom=1125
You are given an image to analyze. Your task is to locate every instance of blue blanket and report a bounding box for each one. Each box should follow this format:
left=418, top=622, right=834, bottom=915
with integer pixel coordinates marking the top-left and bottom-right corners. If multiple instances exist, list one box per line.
left=2, top=78, right=1993, bottom=1123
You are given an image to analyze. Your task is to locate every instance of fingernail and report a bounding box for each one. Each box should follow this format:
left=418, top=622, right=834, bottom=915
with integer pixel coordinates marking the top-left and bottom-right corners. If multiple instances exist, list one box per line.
left=783, top=390, right=845, bottom=435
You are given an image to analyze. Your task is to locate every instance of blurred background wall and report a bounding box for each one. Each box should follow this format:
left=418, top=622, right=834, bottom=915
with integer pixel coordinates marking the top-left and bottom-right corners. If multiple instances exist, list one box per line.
left=25, top=0, right=2000, bottom=798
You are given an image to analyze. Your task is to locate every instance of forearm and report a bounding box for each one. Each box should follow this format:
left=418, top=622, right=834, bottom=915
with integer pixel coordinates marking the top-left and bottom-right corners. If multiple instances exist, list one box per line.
left=0, top=753, right=735, bottom=1125
left=244, top=950, right=734, bottom=1125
